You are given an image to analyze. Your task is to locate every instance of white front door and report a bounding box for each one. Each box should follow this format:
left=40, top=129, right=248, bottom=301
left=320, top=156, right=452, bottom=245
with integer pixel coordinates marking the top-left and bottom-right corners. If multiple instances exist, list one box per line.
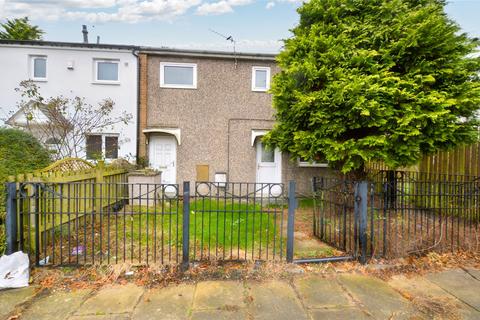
left=256, top=141, right=282, bottom=184
left=149, top=135, right=177, bottom=184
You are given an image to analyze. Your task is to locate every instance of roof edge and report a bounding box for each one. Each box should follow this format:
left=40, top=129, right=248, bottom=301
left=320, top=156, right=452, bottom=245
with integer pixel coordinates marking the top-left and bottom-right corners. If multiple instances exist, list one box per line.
left=0, top=39, right=278, bottom=60
left=0, top=39, right=137, bottom=51
left=139, top=46, right=277, bottom=61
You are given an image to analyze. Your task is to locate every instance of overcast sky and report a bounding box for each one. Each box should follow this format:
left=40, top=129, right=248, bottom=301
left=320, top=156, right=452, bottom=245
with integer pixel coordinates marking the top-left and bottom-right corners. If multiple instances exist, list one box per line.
left=0, top=0, right=478, bottom=53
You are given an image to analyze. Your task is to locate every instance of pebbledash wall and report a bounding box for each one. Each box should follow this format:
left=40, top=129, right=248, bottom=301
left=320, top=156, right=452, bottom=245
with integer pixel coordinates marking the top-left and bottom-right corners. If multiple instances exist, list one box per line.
left=138, top=50, right=329, bottom=195
left=0, top=40, right=138, bottom=160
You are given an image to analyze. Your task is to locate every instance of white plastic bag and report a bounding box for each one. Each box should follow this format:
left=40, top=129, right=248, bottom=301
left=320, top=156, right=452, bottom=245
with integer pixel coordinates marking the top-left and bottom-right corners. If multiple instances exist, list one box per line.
left=0, top=251, right=30, bottom=289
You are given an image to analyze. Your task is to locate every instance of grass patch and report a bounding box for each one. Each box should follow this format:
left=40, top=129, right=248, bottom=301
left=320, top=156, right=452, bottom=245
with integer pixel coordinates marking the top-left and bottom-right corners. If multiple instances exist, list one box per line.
left=189, top=199, right=282, bottom=256
left=297, top=197, right=315, bottom=209
left=78, top=199, right=288, bottom=262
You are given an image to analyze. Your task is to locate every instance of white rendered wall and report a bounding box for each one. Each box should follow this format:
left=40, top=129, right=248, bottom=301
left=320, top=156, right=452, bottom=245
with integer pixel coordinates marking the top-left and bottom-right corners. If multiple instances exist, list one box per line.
left=0, top=44, right=138, bottom=161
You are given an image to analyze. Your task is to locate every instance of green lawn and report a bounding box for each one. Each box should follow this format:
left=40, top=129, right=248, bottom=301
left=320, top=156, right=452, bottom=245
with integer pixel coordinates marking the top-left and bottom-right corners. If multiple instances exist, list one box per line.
left=96, top=198, right=287, bottom=262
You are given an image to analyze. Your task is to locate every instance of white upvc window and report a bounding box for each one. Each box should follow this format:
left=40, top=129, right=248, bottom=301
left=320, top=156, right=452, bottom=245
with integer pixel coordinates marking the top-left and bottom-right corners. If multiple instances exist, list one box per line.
left=252, top=66, right=271, bottom=92
left=297, top=157, right=328, bottom=168
left=160, top=62, right=197, bottom=89
left=30, top=55, right=47, bottom=81
left=94, top=59, right=120, bottom=84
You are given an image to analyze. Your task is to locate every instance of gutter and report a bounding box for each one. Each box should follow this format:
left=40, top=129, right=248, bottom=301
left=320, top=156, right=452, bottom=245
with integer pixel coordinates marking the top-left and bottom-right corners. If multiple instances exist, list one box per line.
left=139, top=48, right=277, bottom=61
left=0, top=39, right=137, bottom=51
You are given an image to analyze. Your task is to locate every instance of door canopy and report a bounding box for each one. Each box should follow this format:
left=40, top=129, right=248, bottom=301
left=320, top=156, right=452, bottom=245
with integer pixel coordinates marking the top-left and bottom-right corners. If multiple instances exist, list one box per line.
left=143, top=128, right=181, bottom=145
left=251, top=129, right=269, bottom=146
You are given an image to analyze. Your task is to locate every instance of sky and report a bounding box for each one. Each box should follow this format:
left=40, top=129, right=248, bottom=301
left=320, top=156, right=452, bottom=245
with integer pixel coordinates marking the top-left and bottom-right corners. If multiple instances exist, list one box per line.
left=0, top=0, right=479, bottom=53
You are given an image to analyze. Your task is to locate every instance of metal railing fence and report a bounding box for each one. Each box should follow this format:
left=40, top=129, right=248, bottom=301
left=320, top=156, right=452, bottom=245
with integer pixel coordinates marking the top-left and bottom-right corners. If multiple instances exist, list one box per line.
left=6, top=172, right=477, bottom=267
left=5, top=181, right=292, bottom=266
left=7, top=182, right=180, bottom=266
left=313, top=171, right=480, bottom=259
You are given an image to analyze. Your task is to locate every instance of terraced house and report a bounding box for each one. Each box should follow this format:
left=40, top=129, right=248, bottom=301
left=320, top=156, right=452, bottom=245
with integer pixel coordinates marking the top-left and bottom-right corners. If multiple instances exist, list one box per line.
left=0, top=38, right=138, bottom=161
left=137, top=48, right=328, bottom=194
left=0, top=36, right=328, bottom=194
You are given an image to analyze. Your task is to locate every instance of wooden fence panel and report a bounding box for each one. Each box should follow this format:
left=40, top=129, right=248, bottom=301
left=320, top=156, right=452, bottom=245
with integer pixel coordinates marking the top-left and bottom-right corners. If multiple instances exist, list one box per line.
left=8, top=159, right=129, bottom=252
left=369, top=142, right=480, bottom=177
left=419, top=142, right=480, bottom=177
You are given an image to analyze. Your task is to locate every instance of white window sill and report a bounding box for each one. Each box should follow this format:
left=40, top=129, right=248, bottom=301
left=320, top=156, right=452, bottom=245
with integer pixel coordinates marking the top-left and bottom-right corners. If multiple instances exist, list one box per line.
left=252, top=88, right=269, bottom=92
left=298, top=163, right=329, bottom=168
left=31, top=78, right=48, bottom=82
left=160, top=84, right=197, bottom=90
left=92, top=81, right=120, bottom=86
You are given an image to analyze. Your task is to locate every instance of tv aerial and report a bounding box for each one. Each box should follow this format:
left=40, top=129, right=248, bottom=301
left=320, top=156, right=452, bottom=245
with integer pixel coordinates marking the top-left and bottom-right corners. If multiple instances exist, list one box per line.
left=209, top=29, right=238, bottom=69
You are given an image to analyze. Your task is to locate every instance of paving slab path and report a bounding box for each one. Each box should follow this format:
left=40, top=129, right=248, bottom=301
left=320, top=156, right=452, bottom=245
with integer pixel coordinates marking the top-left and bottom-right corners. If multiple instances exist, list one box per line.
left=426, top=269, right=480, bottom=312
left=21, top=289, right=91, bottom=320
left=1, top=267, right=479, bottom=320
left=0, top=286, right=38, bottom=319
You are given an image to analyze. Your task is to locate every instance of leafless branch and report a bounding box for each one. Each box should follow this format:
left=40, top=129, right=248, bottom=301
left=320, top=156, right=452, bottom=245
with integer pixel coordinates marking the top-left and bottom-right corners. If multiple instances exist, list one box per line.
left=14, top=80, right=133, bottom=160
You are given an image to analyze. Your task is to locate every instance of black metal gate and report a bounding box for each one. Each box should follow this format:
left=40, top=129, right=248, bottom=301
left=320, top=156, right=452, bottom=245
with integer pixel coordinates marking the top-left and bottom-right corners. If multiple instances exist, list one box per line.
left=306, top=177, right=367, bottom=263
left=185, top=181, right=289, bottom=262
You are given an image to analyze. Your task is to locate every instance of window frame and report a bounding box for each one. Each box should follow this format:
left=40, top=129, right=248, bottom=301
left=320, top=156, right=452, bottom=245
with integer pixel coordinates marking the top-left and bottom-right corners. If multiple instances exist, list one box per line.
left=44, top=137, right=61, bottom=152
left=30, top=55, right=48, bottom=81
left=160, top=62, right=197, bottom=89
left=86, top=134, right=103, bottom=160
left=297, top=157, right=329, bottom=168
left=93, top=59, right=120, bottom=84
left=251, top=66, right=271, bottom=92
left=105, top=135, right=119, bottom=159
left=85, top=133, right=119, bottom=160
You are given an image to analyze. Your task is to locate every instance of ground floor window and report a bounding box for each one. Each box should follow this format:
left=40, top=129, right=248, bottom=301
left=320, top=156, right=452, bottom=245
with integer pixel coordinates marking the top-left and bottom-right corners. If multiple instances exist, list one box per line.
left=297, top=156, right=328, bottom=167
left=86, top=134, right=119, bottom=160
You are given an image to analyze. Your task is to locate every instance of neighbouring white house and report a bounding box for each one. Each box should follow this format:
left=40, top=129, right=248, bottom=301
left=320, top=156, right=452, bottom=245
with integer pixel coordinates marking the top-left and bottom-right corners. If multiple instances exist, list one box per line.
left=0, top=37, right=138, bottom=162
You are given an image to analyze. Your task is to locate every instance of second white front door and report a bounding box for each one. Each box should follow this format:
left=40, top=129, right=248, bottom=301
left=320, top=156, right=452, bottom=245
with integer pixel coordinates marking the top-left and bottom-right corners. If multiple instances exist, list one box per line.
left=149, top=135, right=177, bottom=184
left=256, top=141, right=282, bottom=184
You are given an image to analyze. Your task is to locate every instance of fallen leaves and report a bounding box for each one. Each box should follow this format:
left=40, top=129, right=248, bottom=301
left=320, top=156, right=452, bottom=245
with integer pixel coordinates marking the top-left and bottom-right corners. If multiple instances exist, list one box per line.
left=27, top=250, right=479, bottom=293
left=411, top=296, right=462, bottom=320
left=365, top=251, right=480, bottom=280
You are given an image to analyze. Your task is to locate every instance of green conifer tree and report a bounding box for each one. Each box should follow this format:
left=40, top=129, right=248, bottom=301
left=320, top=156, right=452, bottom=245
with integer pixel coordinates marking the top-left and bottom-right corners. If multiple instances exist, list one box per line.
left=264, top=0, right=480, bottom=178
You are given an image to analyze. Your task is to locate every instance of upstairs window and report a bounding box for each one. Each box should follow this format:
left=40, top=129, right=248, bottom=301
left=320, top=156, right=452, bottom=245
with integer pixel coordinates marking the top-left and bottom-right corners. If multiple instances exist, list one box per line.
left=94, top=59, right=119, bottom=83
left=252, top=66, right=270, bottom=92
left=30, top=56, right=47, bottom=81
left=160, top=62, right=197, bottom=89
left=86, top=134, right=119, bottom=160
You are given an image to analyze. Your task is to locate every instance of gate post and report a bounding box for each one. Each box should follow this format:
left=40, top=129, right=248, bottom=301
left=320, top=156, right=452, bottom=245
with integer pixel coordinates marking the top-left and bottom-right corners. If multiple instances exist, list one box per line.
left=182, top=181, right=190, bottom=270
left=311, top=177, right=317, bottom=237
left=286, top=180, right=296, bottom=263
left=34, top=184, right=40, bottom=266
left=6, top=182, right=18, bottom=255
left=94, top=160, right=105, bottom=220
left=354, top=181, right=368, bottom=264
